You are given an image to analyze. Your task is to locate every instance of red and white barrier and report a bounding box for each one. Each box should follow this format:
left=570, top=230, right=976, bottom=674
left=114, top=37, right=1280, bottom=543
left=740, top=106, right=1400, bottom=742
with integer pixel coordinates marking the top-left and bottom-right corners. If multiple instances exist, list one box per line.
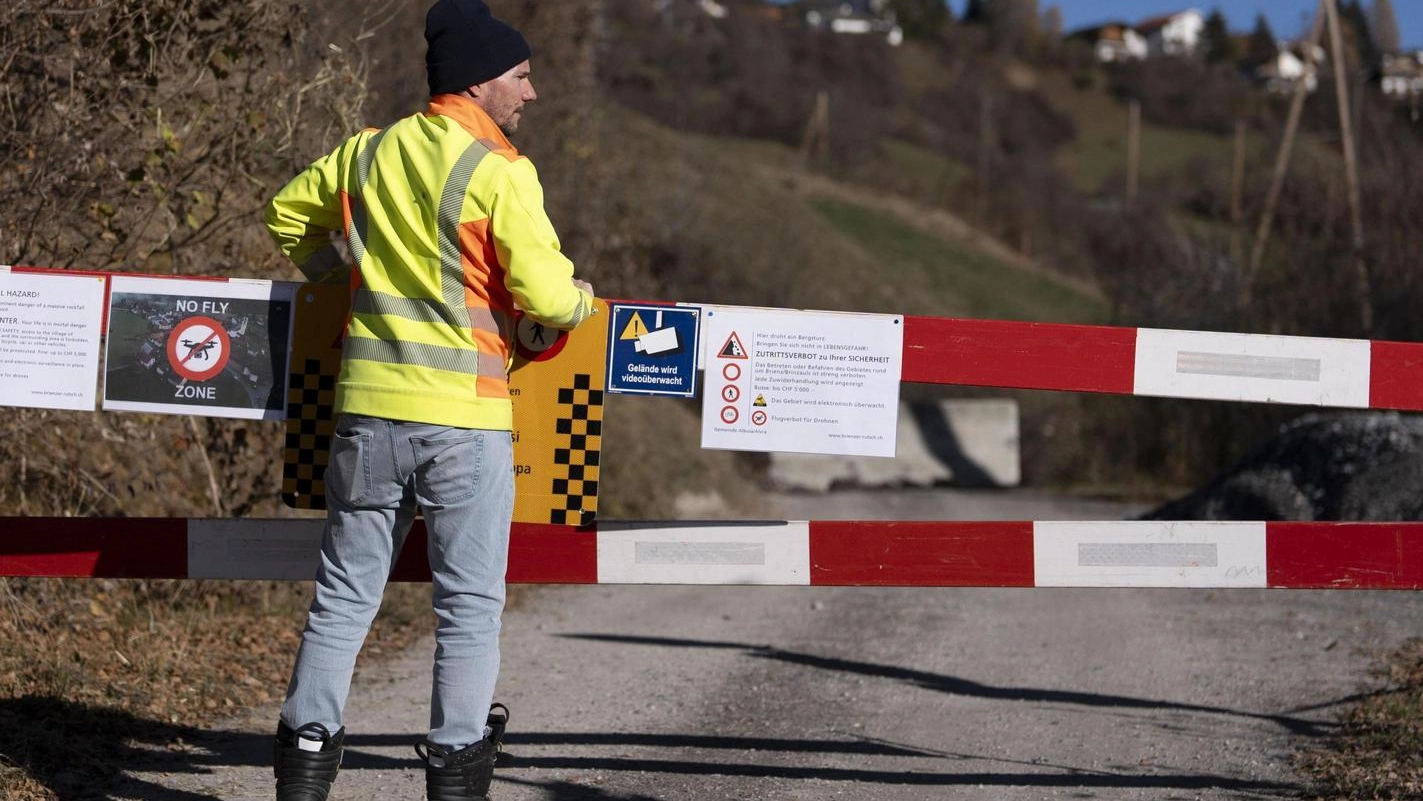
left=901, top=316, right=1423, bottom=409
left=9, top=264, right=1423, bottom=410
left=3, top=517, right=1420, bottom=589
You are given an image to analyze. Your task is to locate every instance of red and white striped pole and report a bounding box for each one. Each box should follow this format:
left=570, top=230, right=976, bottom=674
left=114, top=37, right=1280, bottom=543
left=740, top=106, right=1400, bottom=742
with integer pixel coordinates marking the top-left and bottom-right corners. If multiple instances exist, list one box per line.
left=3, top=517, right=1419, bottom=590
left=900, top=316, right=1423, bottom=409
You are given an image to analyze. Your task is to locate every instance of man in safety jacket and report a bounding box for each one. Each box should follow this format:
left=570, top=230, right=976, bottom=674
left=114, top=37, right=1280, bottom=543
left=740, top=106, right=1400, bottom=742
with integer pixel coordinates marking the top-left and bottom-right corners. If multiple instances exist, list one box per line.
left=263, top=3, right=595, bottom=800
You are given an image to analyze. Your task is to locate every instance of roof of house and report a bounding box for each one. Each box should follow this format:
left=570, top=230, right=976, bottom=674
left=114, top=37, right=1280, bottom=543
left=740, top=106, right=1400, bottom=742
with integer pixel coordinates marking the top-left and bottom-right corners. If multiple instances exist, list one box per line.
left=1067, top=22, right=1136, bottom=41
left=1384, top=56, right=1423, bottom=77
left=1136, top=10, right=1198, bottom=34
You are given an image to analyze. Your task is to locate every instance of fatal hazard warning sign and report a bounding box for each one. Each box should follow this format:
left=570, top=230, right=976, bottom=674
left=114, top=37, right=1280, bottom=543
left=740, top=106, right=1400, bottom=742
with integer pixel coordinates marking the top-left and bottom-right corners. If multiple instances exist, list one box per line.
left=718, top=331, right=748, bottom=359
left=700, top=305, right=904, bottom=457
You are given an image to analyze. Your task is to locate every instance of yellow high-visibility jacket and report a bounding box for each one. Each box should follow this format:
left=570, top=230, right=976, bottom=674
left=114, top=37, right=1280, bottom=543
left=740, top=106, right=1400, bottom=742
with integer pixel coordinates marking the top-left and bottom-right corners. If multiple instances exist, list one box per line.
left=266, top=94, right=593, bottom=431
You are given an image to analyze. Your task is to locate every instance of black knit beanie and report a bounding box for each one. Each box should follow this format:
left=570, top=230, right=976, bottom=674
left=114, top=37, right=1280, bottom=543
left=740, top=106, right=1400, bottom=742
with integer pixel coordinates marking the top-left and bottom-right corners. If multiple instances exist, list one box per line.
left=425, top=0, right=531, bottom=96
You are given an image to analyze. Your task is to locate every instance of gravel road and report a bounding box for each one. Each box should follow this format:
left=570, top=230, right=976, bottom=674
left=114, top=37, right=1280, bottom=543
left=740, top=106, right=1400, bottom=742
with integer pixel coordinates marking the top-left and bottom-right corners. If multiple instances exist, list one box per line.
left=117, top=488, right=1423, bottom=800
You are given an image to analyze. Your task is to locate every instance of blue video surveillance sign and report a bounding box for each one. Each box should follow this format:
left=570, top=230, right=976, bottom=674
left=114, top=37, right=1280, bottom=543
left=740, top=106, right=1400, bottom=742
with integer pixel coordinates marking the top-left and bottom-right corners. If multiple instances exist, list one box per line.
left=605, top=303, right=701, bottom=397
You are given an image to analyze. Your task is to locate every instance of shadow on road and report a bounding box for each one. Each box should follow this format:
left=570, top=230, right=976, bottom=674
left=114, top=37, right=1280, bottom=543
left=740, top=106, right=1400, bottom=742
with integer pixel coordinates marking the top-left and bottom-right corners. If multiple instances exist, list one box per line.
left=563, top=633, right=1362, bottom=739
left=7, top=636, right=1358, bottom=801
left=0, top=696, right=220, bottom=801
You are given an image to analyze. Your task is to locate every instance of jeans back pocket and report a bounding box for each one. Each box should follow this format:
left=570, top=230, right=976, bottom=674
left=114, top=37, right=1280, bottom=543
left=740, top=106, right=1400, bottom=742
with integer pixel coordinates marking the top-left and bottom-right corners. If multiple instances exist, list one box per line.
left=413, top=431, right=484, bottom=506
left=327, top=429, right=372, bottom=506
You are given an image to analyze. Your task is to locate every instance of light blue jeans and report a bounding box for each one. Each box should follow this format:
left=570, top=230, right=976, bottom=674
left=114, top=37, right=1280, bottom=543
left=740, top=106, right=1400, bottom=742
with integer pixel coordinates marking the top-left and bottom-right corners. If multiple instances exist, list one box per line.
left=281, top=414, right=514, bottom=749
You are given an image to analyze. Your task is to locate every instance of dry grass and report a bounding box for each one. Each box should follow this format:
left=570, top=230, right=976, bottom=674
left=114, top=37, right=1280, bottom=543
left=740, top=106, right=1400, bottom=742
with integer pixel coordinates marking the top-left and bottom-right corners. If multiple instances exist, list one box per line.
left=1298, top=640, right=1423, bottom=800
left=0, top=577, right=430, bottom=800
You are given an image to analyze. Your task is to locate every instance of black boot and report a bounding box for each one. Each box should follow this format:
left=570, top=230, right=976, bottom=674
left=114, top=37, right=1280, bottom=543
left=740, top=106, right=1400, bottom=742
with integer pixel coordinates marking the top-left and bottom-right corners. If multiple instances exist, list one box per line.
left=416, top=703, right=509, bottom=801
left=274, top=721, right=345, bottom=801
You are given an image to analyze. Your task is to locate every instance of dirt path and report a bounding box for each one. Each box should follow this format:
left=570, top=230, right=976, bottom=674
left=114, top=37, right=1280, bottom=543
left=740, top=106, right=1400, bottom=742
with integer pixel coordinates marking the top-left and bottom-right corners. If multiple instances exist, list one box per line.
left=115, top=489, right=1423, bottom=800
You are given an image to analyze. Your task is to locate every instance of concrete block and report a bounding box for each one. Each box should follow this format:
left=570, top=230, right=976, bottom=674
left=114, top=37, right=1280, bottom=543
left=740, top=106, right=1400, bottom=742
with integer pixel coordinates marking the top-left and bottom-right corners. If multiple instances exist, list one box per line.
left=768, top=399, right=1020, bottom=491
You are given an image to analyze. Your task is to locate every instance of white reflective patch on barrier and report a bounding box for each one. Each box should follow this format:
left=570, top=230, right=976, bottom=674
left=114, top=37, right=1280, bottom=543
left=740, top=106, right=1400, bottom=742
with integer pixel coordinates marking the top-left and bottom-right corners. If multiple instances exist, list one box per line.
left=188, top=519, right=323, bottom=580
left=1133, top=329, right=1370, bottom=407
left=1033, top=521, right=1268, bottom=588
left=597, top=522, right=811, bottom=585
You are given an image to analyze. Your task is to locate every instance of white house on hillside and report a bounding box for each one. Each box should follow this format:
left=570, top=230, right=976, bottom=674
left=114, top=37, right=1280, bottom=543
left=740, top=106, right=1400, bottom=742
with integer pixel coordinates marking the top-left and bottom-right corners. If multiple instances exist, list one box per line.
left=803, top=0, right=904, bottom=46
left=1138, top=9, right=1204, bottom=57
left=652, top=0, right=728, bottom=19
left=1257, top=42, right=1324, bottom=94
left=1382, top=52, right=1423, bottom=99
left=1072, top=22, right=1148, bottom=62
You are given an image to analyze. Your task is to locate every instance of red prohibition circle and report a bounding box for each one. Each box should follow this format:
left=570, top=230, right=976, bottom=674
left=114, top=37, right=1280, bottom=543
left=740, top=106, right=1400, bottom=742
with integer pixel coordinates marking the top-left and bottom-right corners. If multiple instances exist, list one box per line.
left=720, top=405, right=739, bottom=424
left=722, top=362, right=741, bottom=382
left=752, top=410, right=768, bottom=426
left=514, top=313, right=569, bottom=362
left=166, top=316, right=231, bottom=382
left=721, top=384, right=740, bottom=403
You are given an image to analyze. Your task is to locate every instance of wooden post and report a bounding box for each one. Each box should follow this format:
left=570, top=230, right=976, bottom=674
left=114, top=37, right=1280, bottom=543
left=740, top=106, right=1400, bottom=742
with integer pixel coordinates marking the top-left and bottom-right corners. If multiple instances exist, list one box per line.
left=1244, top=0, right=1326, bottom=310
left=978, top=86, right=993, bottom=224
left=800, top=89, right=830, bottom=169
left=1230, top=119, right=1246, bottom=266
left=1126, top=99, right=1141, bottom=207
left=1324, top=0, right=1372, bottom=332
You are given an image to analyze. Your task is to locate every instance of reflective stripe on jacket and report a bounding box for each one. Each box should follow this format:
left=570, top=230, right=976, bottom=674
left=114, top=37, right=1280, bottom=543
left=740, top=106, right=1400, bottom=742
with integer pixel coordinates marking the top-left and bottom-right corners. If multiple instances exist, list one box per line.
left=266, top=94, right=592, bottom=430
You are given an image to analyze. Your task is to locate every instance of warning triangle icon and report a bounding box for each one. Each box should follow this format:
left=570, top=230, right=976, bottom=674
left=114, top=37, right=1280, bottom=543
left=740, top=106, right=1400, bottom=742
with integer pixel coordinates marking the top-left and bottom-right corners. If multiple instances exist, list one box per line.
left=619, top=312, right=649, bottom=341
left=718, top=331, right=748, bottom=360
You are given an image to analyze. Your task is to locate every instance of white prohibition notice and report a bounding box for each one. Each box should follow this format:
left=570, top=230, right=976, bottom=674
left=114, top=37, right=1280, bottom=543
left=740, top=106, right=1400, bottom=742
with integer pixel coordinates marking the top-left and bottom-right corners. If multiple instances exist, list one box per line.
left=596, top=521, right=812, bottom=585
left=699, top=305, right=903, bottom=458
left=1133, top=328, right=1371, bottom=408
left=0, top=269, right=106, bottom=412
left=1033, top=521, right=1268, bottom=588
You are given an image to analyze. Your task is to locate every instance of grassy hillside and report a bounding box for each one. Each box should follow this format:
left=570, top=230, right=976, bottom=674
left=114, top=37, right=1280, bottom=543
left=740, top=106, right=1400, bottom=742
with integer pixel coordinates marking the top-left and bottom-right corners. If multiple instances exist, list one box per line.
left=1039, top=69, right=1240, bottom=194
left=591, top=104, right=1111, bottom=519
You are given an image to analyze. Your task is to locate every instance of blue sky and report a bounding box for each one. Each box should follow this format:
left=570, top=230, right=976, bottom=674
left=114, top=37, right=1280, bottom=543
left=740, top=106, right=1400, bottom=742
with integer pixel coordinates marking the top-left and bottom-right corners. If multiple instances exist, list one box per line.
left=944, top=1, right=1423, bottom=48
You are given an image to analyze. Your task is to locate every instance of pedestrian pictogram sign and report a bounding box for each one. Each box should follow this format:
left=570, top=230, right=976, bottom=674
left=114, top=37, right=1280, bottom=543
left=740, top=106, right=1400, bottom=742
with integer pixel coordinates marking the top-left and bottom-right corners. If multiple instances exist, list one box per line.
left=606, top=303, right=700, bottom=398
left=515, top=314, right=569, bottom=362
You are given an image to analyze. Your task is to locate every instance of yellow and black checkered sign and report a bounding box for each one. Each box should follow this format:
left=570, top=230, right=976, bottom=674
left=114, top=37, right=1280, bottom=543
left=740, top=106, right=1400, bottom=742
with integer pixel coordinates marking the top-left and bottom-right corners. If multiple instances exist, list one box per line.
left=281, top=283, right=346, bottom=510
left=281, top=283, right=608, bottom=525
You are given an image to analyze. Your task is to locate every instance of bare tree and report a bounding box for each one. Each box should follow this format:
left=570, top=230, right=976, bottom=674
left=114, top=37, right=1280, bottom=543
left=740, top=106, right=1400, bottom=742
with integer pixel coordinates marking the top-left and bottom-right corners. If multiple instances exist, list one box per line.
left=889, top=0, right=952, bottom=40
left=0, top=0, right=387, bottom=521
left=1370, top=0, right=1400, bottom=53
left=1041, top=4, right=1063, bottom=42
left=983, top=0, right=1039, bottom=52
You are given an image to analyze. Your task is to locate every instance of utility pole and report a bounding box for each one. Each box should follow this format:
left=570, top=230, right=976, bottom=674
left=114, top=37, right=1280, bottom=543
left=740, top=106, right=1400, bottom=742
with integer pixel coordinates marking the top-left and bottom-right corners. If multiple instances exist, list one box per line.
left=1324, top=0, right=1372, bottom=333
left=1244, top=0, right=1325, bottom=310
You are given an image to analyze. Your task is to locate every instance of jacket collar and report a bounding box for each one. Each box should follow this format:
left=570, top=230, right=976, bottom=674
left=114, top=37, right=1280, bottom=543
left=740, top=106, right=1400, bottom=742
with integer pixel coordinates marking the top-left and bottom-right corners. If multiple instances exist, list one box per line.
left=427, top=94, right=517, bottom=154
